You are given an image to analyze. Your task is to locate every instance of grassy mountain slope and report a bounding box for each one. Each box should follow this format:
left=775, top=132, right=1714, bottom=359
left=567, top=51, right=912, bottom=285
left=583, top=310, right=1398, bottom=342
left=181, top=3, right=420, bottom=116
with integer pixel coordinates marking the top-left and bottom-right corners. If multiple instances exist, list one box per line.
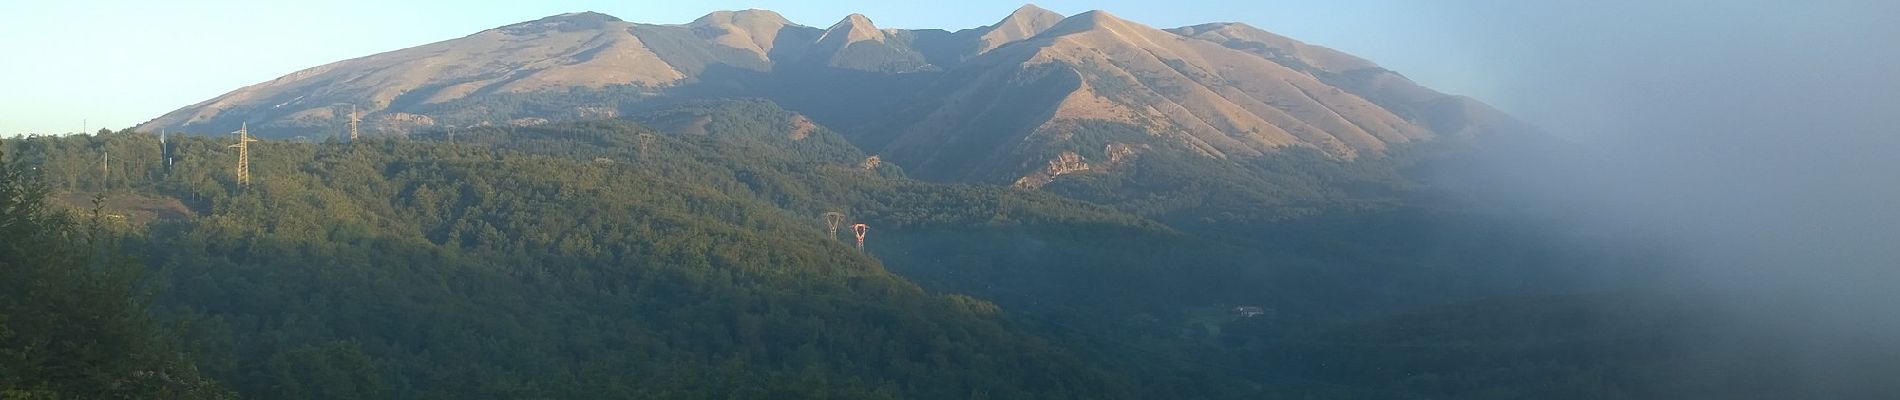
left=131, top=7, right=1520, bottom=199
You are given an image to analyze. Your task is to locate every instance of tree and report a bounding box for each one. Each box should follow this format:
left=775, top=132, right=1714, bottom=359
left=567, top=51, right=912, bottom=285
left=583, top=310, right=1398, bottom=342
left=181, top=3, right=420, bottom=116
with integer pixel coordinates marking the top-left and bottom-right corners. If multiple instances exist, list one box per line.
left=0, top=148, right=231, bottom=399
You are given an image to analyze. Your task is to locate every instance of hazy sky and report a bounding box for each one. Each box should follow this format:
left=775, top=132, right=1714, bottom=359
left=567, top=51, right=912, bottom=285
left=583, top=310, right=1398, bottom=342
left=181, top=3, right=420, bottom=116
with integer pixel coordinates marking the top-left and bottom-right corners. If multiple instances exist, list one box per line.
left=0, top=0, right=1500, bottom=136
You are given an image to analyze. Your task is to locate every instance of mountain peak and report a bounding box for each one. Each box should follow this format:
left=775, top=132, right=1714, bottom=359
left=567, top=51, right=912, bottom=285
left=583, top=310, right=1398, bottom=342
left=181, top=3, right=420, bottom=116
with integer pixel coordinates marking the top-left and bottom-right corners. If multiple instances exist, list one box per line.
left=549, top=11, right=622, bottom=22
left=839, top=13, right=878, bottom=30
left=691, top=9, right=793, bottom=27
left=1042, top=10, right=1136, bottom=37
left=500, top=11, right=624, bottom=34
left=974, top=4, right=1066, bottom=52
left=689, top=9, right=802, bottom=57
left=1009, top=4, right=1060, bottom=20
left=817, top=13, right=886, bottom=46
left=1073, top=10, right=1126, bottom=22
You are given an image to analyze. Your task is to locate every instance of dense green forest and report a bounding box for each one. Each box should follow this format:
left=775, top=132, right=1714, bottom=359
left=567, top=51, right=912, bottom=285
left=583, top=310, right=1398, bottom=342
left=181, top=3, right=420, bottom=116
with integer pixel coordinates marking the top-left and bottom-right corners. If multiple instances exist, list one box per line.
left=0, top=148, right=232, bottom=399
left=3, top=103, right=1144, bottom=399
left=2, top=100, right=1755, bottom=399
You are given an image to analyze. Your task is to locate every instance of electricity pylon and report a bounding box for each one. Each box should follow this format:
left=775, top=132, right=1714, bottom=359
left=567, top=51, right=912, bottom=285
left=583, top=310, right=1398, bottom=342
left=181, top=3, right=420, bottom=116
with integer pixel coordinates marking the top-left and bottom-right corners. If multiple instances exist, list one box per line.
left=160, top=128, right=171, bottom=170
left=823, top=212, right=846, bottom=240
left=228, top=123, right=259, bottom=186
left=851, top=223, right=869, bottom=250
left=637, top=132, right=656, bottom=156
left=349, top=105, right=361, bottom=141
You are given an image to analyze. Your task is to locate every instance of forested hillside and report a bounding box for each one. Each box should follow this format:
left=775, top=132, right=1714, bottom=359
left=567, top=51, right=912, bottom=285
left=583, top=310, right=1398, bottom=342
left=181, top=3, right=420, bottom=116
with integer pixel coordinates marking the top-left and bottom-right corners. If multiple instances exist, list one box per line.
left=6, top=101, right=1721, bottom=399
left=0, top=149, right=231, bottom=399
left=6, top=103, right=1154, bottom=398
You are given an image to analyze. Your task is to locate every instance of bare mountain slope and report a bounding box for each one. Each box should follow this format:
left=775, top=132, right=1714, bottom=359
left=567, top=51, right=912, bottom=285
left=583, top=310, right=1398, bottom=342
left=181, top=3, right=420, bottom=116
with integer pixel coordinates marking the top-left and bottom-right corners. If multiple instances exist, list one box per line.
left=685, top=9, right=802, bottom=61
left=863, top=11, right=1514, bottom=182
left=138, top=12, right=687, bottom=136
left=973, top=5, right=1067, bottom=54
left=136, top=5, right=1519, bottom=186
left=1169, top=22, right=1523, bottom=138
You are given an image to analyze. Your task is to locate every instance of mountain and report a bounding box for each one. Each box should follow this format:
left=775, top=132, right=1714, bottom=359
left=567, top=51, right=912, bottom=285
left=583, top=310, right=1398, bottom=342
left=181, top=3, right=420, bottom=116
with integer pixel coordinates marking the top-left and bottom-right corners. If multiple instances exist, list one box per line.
left=864, top=10, right=1448, bottom=183
left=966, top=5, right=1067, bottom=56
left=25, top=6, right=1900, bottom=399
left=134, top=5, right=1519, bottom=189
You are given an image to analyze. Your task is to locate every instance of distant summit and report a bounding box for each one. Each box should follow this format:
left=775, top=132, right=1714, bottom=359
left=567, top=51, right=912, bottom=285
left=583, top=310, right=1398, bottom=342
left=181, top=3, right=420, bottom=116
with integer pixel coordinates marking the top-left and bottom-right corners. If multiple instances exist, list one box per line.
left=972, top=5, right=1066, bottom=54
left=501, top=11, right=624, bottom=33
left=136, top=4, right=1520, bottom=184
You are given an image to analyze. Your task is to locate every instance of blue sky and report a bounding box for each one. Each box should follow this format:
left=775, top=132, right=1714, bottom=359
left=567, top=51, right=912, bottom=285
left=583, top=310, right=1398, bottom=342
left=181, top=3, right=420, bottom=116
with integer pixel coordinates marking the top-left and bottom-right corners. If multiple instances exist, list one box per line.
left=0, top=0, right=1495, bottom=136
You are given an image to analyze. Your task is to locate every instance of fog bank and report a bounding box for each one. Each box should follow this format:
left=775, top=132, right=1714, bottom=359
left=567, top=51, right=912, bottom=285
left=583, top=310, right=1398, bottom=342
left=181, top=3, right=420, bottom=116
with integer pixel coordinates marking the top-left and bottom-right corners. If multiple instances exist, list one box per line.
left=1423, top=1, right=1900, bottom=397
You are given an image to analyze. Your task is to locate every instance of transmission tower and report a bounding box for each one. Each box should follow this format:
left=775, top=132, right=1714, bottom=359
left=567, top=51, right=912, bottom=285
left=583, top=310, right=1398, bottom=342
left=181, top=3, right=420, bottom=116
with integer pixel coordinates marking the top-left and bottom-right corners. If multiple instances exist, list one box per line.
left=348, top=104, right=361, bottom=141
left=637, top=132, right=656, bottom=156
left=851, top=223, right=869, bottom=250
left=823, top=211, right=846, bottom=240
left=160, top=128, right=170, bottom=170
left=227, top=123, right=259, bottom=186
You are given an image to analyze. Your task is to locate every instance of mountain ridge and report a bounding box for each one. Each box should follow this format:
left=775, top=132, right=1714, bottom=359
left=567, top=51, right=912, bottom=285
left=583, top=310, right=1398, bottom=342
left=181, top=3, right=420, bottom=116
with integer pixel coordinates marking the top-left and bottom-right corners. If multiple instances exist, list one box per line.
left=134, top=5, right=1520, bottom=186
